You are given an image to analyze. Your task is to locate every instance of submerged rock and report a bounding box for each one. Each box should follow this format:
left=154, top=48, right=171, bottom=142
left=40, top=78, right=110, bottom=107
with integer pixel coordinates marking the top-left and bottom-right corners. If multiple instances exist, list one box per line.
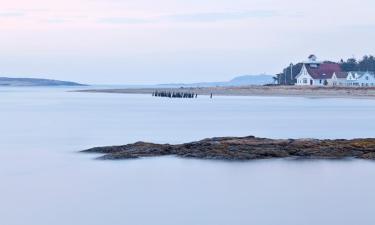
left=82, top=136, right=375, bottom=161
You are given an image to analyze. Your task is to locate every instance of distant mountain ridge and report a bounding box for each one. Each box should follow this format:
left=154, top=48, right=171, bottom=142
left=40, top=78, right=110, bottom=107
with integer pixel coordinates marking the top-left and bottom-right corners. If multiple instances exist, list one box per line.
left=159, top=74, right=274, bottom=87
left=0, top=77, right=86, bottom=86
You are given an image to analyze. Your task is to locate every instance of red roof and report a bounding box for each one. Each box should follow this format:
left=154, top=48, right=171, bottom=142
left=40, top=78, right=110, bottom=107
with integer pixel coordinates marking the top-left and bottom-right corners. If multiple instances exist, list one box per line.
left=306, top=63, right=342, bottom=79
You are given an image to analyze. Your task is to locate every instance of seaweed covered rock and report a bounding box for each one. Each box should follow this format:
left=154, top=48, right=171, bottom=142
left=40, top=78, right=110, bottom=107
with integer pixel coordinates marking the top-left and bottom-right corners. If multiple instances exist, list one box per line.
left=82, top=136, right=375, bottom=161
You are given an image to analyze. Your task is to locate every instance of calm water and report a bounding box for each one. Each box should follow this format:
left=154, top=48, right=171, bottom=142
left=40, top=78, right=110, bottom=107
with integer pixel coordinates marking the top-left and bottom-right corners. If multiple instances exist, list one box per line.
left=1, top=87, right=375, bottom=225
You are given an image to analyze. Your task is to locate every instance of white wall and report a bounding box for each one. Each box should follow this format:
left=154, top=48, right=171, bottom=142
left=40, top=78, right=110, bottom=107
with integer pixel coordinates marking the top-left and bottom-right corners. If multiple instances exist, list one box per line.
left=296, top=65, right=313, bottom=86
left=313, top=79, right=331, bottom=86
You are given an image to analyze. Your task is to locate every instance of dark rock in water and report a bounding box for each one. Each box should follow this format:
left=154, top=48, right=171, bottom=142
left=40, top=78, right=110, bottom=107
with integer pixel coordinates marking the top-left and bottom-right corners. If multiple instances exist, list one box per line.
left=82, top=136, right=375, bottom=161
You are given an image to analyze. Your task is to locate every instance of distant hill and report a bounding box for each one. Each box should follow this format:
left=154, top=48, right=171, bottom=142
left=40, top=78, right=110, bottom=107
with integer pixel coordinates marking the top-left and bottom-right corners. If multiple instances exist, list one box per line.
left=159, top=74, right=274, bottom=87
left=0, top=77, right=86, bottom=87
left=228, top=75, right=274, bottom=85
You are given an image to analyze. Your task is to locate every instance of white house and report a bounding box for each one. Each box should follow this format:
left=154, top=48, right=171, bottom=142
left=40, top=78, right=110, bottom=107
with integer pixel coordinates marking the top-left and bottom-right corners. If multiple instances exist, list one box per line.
left=330, top=71, right=375, bottom=87
left=330, top=72, right=349, bottom=86
left=286, top=55, right=375, bottom=87
left=296, top=64, right=316, bottom=86
left=295, top=55, right=343, bottom=86
left=345, top=72, right=375, bottom=87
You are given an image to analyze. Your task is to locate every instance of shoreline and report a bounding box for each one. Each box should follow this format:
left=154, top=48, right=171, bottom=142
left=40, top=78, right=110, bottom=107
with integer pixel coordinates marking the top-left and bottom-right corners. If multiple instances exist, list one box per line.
left=82, top=136, right=375, bottom=161
left=74, top=86, right=375, bottom=99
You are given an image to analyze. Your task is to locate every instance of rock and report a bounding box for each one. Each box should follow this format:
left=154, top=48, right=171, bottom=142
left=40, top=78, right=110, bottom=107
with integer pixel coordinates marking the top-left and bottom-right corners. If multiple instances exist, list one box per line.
left=81, top=136, right=375, bottom=161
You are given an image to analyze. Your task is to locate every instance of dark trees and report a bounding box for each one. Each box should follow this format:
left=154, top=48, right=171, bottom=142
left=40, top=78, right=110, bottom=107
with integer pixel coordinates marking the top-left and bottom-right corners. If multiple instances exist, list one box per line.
left=340, top=55, right=375, bottom=72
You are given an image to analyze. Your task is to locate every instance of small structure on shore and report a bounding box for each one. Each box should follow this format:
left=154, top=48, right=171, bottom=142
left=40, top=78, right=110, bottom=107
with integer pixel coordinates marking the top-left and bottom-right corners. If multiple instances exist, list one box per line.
left=152, top=90, right=197, bottom=98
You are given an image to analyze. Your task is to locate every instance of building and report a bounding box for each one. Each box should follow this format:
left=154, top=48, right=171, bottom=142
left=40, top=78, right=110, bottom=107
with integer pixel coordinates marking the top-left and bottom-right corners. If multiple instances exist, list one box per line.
left=277, top=55, right=375, bottom=87
left=295, top=55, right=343, bottom=86
left=345, top=71, right=375, bottom=87
left=328, top=72, right=349, bottom=86
left=330, top=72, right=348, bottom=86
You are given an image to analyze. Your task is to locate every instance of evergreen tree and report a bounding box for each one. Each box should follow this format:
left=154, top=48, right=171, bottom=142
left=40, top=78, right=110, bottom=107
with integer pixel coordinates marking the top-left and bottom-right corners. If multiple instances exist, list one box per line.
left=340, top=55, right=375, bottom=72
left=340, top=58, right=358, bottom=71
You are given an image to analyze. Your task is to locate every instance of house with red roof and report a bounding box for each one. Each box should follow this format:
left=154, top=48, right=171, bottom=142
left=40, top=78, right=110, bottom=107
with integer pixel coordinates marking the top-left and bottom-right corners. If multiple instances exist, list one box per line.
left=295, top=55, right=343, bottom=86
left=278, top=55, right=375, bottom=86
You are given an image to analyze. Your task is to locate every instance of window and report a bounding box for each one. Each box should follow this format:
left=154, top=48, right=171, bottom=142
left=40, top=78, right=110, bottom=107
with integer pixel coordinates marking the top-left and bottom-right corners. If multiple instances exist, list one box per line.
left=303, top=78, right=307, bottom=84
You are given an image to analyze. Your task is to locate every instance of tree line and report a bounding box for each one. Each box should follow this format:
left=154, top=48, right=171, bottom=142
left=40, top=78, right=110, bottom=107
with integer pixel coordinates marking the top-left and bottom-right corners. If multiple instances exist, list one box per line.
left=340, top=55, right=375, bottom=72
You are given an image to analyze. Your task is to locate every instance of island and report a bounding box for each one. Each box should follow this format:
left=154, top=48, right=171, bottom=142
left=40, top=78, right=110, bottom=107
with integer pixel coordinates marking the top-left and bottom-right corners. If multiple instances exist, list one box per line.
left=0, top=77, right=86, bottom=86
left=82, top=136, right=375, bottom=160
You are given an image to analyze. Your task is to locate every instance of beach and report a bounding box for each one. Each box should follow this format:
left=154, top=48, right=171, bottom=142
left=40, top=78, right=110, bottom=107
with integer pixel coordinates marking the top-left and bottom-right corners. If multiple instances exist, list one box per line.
left=75, top=85, right=375, bottom=98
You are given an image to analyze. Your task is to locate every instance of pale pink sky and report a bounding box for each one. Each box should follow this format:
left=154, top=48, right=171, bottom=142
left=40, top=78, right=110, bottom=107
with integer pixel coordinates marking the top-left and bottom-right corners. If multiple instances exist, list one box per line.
left=1, top=0, right=375, bottom=84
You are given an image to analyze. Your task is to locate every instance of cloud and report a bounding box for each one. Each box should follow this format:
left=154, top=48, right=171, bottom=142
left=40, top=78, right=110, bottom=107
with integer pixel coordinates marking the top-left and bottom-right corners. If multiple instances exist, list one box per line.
left=42, top=18, right=69, bottom=24
left=0, top=12, right=26, bottom=17
left=165, top=10, right=279, bottom=22
left=98, top=10, right=280, bottom=25
left=97, top=17, right=151, bottom=24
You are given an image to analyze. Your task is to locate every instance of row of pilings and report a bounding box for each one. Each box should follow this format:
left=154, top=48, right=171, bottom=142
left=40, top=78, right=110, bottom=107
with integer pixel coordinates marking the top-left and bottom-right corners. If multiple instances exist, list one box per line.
left=152, top=90, right=197, bottom=98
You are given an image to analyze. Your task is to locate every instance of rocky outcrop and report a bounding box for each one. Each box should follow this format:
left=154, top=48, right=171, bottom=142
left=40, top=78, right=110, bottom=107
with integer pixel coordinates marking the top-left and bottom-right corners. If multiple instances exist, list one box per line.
left=82, top=136, right=375, bottom=161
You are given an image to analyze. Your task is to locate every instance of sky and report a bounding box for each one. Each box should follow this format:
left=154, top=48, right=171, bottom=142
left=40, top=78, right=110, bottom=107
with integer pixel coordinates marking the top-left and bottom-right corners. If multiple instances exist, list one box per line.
left=1, top=0, right=375, bottom=84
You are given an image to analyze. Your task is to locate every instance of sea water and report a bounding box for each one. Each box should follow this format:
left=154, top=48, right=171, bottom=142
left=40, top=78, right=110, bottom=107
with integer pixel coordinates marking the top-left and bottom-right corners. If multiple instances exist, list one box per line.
left=0, top=87, right=374, bottom=225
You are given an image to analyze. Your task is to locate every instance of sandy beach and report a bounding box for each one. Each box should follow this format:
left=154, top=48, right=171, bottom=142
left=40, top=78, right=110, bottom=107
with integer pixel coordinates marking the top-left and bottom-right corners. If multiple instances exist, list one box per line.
left=75, top=86, right=375, bottom=99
